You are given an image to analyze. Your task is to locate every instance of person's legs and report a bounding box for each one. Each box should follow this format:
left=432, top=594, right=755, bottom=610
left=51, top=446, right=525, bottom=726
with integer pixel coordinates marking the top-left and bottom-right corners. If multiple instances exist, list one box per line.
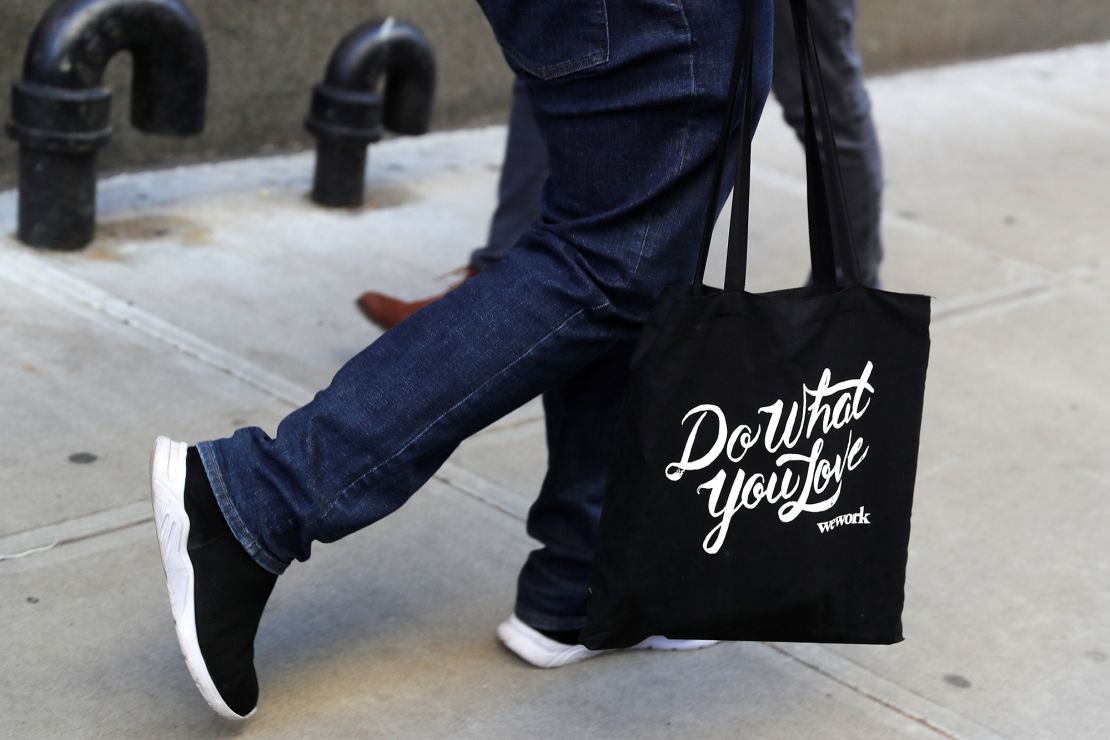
left=470, top=77, right=550, bottom=270
left=158, top=0, right=774, bottom=715
left=197, top=0, right=775, bottom=577
left=772, top=0, right=884, bottom=287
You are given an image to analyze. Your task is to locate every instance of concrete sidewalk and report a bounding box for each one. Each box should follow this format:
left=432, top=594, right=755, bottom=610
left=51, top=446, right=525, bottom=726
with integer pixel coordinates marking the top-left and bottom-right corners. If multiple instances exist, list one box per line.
left=2, top=43, right=1109, bottom=739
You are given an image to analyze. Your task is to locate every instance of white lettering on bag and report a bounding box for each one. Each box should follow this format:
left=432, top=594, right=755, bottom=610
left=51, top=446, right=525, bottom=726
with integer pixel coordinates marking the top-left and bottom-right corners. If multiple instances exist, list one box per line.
left=666, top=362, right=875, bottom=554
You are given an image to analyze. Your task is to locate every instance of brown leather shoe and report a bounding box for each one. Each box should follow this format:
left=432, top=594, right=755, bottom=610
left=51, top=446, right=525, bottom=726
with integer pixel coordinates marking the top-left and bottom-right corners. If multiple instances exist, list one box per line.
left=356, top=266, right=477, bottom=330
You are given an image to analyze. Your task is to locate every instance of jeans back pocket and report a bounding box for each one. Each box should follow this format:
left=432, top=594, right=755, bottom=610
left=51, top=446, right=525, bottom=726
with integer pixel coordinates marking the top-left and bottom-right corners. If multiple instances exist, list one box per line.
left=477, top=0, right=610, bottom=80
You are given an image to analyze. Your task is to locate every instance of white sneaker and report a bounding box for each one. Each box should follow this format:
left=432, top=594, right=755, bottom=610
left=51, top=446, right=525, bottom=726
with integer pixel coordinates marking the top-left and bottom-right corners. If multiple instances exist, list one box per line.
left=496, top=613, right=717, bottom=668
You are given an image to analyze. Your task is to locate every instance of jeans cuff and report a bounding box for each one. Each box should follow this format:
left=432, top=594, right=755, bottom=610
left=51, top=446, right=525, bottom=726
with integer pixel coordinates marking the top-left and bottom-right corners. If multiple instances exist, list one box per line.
left=513, top=602, right=587, bottom=632
left=196, top=441, right=289, bottom=576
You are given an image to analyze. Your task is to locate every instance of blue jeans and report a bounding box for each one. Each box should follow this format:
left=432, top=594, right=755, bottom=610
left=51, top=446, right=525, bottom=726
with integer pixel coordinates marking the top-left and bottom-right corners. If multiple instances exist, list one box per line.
left=198, top=0, right=774, bottom=631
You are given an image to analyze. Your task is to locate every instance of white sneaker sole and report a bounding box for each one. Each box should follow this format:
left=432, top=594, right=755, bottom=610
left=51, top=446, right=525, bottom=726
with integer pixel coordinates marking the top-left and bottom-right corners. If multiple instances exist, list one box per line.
left=496, top=613, right=718, bottom=668
left=151, top=436, right=252, bottom=721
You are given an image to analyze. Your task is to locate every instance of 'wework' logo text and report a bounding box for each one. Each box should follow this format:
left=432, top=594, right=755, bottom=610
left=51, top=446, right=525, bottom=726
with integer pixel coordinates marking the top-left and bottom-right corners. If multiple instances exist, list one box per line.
left=816, top=506, right=871, bottom=533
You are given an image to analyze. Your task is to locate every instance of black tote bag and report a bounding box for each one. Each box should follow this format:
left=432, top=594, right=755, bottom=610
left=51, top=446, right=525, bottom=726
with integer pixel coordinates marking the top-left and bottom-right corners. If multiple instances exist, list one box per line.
left=580, top=0, right=931, bottom=650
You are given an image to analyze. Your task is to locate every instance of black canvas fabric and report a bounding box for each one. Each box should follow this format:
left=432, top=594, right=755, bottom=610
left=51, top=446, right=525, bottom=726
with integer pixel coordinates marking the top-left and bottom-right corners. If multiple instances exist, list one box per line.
left=580, top=0, right=931, bottom=650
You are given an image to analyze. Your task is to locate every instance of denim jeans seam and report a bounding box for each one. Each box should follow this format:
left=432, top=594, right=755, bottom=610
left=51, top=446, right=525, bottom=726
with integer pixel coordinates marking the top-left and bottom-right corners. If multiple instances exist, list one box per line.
left=674, top=0, right=697, bottom=176
left=319, top=298, right=613, bottom=522
left=197, top=441, right=287, bottom=575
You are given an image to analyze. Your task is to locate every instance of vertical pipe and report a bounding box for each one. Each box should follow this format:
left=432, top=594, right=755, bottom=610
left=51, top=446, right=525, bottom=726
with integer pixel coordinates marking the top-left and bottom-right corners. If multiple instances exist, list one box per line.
left=6, top=0, right=207, bottom=250
left=306, top=18, right=435, bottom=208
left=312, top=140, right=370, bottom=208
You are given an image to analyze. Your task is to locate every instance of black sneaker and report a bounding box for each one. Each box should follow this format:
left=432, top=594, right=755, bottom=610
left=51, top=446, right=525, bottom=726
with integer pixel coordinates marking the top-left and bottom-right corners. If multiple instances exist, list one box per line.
left=150, top=436, right=277, bottom=720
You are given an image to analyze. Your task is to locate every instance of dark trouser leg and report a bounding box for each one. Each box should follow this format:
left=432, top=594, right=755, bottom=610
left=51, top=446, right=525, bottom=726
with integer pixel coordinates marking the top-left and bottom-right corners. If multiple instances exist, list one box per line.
left=470, top=77, right=550, bottom=270
left=772, top=0, right=884, bottom=287
left=514, top=341, right=634, bottom=631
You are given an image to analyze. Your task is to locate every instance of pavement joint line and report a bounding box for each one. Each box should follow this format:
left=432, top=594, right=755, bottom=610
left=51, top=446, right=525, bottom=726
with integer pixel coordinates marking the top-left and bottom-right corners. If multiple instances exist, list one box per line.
left=433, top=464, right=529, bottom=523
left=0, top=245, right=310, bottom=408
left=929, top=262, right=1110, bottom=326
left=0, top=458, right=527, bottom=570
left=0, top=518, right=151, bottom=562
left=931, top=284, right=1057, bottom=325
left=0, top=501, right=153, bottom=565
left=762, top=643, right=1010, bottom=740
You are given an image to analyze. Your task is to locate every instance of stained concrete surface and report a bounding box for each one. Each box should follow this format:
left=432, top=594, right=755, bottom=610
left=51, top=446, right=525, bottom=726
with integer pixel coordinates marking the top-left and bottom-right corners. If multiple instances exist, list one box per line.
left=2, top=43, right=1110, bottom=739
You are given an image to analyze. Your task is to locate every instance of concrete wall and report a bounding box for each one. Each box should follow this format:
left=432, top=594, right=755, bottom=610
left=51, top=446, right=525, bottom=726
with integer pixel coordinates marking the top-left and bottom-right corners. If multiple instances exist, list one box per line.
left=857, top=0, right=1110, bottom=71
left=1, top=0, right=1108, bottom=186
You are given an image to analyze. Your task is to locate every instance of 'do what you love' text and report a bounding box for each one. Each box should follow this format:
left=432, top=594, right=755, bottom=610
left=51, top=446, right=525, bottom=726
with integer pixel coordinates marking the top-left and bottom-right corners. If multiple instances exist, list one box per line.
left=664, top=362, right=876, bottom=554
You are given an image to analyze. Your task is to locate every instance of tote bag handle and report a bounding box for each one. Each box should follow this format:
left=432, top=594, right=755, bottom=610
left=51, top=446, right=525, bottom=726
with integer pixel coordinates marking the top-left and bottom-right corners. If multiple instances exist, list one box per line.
left=692, top=0, right=863, bottom=291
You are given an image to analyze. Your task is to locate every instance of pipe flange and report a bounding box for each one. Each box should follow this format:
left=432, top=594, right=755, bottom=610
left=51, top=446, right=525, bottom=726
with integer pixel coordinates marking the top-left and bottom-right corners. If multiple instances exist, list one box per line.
left=7, top=81, right=112, bottom=152
left=304, top=83, right=384, bottom=145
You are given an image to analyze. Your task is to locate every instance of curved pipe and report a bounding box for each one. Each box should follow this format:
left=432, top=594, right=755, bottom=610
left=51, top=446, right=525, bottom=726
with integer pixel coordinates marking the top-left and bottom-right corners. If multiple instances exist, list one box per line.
left=6, top=0, right=208, bottom=249
left=306, top=18, right=436, bottom=207
left=322, top=17, right=436, bottom=136
left=22, top=0, right=207, bottom=134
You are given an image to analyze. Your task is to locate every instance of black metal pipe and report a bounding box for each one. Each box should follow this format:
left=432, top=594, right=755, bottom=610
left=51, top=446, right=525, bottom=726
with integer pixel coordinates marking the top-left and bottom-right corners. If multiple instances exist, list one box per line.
left=6, top=0, right=208, bottom=249
left=306, top=18, right=435, bottom=208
